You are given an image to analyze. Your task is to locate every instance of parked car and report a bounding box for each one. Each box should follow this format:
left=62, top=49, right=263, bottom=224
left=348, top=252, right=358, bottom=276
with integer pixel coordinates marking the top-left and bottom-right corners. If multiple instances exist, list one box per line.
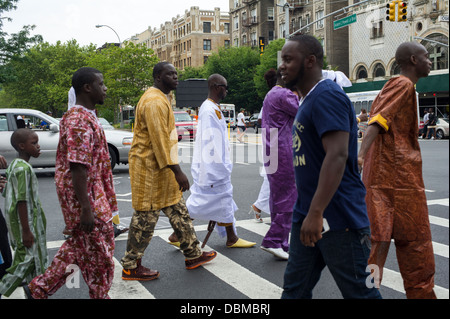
left=245, top=113, right=260, bottom=131
left=419, top=117, right=449, bottom=139
left=0, top=109, right=133, bottom=170
left=174, top=111, right=197, bottom=141
left=436, top=118, right=449, bottom=139
left=98, top=117, right=115, bottom=130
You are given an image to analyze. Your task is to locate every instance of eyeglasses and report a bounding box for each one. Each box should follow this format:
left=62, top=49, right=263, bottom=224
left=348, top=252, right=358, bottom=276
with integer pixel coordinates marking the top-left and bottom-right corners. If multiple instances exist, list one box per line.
left=216, top=84, right=229, bottom=90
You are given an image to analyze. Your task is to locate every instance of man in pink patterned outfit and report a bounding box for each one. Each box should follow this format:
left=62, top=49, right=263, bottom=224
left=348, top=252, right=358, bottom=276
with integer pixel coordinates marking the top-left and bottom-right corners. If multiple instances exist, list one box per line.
left=26, top=67, right=117, bottom=299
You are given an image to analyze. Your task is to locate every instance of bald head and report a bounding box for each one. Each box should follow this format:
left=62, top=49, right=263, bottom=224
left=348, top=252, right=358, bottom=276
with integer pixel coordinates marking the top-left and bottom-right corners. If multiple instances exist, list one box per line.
left=208, top=74, right=227, bottom=89
left=395, top=42, right=427, bottom=67
left=11, top=128, right=36, bottom=152
left=207, top=74, right=228, bottom=102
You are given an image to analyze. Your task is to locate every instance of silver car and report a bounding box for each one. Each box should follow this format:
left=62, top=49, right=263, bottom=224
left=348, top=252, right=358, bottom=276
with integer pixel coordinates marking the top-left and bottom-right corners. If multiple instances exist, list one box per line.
left=0, top=108, right=133, bottom=170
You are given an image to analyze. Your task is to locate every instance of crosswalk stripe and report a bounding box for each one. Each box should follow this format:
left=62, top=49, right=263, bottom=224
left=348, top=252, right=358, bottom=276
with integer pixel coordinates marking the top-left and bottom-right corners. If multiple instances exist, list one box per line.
left=5, top=205, right=448, bottom=299
left=156, top=227, right=283, bottom=299
left=427, top=198, right=449, bottom=206
left=382, top=269, right=449, bottom=299
left=109, top=258, right=155, bottom=299
left=429, top=215, right=449, bottom=227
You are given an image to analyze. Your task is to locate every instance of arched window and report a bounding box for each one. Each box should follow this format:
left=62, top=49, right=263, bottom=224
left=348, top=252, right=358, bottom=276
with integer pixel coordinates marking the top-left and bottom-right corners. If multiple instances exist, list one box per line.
left=356, top=66, right=368, bottom=79
left=373, top=63, right=385, bottom=78
left=390, top=61, right=401, bottom=76
left=421, top=33, right=449, bottom=71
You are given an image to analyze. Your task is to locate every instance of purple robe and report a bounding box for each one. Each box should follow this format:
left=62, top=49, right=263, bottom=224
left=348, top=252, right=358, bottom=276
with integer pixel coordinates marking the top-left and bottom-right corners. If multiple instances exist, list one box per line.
left=261, top=85, right=299, bottom=251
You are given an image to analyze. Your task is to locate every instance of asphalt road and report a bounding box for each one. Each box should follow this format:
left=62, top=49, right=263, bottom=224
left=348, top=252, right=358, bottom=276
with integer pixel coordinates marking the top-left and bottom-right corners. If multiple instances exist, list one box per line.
left=1, top=131, right=448, bottom=301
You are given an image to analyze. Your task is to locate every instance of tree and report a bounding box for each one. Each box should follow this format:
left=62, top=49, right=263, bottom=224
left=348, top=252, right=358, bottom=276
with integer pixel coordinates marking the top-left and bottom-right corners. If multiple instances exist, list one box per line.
left=203, top=46, right=262, bottom=113
left=0, top=40, right=93, bottom=113
left=86, top=42, right=159, bottom=122
left=1, top=0, right=42, bottom=83
left=254, top=38, right=285, bottom=100
left=0, top=40, right=159, bottom=122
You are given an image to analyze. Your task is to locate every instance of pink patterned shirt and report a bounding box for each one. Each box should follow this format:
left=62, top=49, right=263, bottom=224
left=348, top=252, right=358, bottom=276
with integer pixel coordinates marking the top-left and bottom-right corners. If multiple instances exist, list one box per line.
left=55, top=106, right=118, bottom=230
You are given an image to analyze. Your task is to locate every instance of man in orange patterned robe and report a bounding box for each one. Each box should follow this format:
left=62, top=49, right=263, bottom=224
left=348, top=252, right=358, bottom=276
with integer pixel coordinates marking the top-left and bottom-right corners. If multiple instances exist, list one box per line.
left=358, top=42, right=436, bottom=299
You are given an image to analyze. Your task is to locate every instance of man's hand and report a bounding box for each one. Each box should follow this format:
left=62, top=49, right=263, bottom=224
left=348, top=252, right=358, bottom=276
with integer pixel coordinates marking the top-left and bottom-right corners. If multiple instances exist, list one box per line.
left=22, top=229, right=35, bottom=249
left=300, top=212, right=324, bottom=247
left=168, top=164, right=190, bottom=192
left=80, top=206, right=95, bottom=233
left=0, top=155, right=7, bottom=169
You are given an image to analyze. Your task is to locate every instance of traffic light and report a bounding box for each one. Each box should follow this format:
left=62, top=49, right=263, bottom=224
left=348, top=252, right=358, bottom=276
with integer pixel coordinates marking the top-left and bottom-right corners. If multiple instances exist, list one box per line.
left=259, top=37, right=265, bottom=56
left=386, top=1, right=396, bottom=21
left=398, top=2, right=407, bottom=21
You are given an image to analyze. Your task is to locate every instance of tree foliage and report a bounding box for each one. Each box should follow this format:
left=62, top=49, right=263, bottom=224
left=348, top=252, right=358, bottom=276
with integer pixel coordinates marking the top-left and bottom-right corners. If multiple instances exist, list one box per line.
left=1, top=0, right=43, bottom=82
left=0, top=40, right=159, bottom=121
left=203, top=46, right=262, bottom=113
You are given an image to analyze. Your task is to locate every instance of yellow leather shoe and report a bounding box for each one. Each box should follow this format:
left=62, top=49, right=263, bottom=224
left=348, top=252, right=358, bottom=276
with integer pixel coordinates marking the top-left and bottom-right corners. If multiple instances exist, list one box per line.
left=168, top=241, right=180, bottom=248
left=227, top=238, right=256, bottom=248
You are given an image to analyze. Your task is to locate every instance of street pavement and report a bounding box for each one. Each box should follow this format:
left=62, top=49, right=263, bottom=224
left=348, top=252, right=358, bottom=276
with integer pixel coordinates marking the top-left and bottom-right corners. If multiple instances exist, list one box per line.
left=2, top=130, right=448, bottom=300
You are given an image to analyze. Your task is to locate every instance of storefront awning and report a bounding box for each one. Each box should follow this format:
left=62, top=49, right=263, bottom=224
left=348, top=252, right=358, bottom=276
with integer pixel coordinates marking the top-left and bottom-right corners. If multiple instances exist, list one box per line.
left=344, top=73, right=449, bottom=94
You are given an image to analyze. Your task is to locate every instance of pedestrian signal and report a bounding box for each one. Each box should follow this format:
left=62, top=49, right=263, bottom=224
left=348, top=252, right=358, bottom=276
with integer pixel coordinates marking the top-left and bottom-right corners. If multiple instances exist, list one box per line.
left=398, top=2, right=407, bottom=21
left=386, top=1, right=396, bottom=21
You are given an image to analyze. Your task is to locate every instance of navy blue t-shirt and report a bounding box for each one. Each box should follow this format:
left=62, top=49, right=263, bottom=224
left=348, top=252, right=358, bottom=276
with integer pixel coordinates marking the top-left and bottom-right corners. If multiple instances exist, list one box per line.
left=292, top=79, right=370, bottom=230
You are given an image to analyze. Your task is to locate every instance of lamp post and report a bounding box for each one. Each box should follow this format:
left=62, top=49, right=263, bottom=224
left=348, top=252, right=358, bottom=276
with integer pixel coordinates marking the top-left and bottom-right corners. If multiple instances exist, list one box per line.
left=95, top=24, right=121, bottom=46
left=95, top=24, right=123, bottom=127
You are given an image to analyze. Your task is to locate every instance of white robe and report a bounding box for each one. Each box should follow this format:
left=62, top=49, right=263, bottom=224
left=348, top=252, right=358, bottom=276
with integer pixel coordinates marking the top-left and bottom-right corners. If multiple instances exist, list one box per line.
left=186, top=99, right=238, bottom=237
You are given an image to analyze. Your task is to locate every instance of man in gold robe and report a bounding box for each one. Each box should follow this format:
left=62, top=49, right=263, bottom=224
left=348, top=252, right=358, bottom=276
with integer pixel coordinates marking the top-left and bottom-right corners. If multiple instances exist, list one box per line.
left=120, top=62, right=216, bottom=280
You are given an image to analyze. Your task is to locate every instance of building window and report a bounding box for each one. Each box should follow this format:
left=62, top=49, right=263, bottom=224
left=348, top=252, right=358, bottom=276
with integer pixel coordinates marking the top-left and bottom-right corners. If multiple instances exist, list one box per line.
left=390, top=62, right=401, bottom=76
left=371, top=21, right=383, bottom=39
left=422, top=33, right=449, bottom=71
left=356, top=66, right=368, bottom=79
left=234, top=16, right=239, bottom=29
left=203, top=39, right=212, bottom=51
left=204, top=56, right=209, bottom=65
left=203, top=22, right=211, bottom=33
left=268, top=7, right=274, bottom=21
left=373, top=63, right=385, bottom=78
left=225, top=40, right=230, bottom=48
left=224, top=23, right=230, bottom=34
left=315, top=10, right=324, bottom=29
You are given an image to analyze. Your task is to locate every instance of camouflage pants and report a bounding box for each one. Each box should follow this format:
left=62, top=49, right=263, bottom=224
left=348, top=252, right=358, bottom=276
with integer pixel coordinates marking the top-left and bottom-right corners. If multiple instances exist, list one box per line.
left=121, top=198, right=201, bottom=269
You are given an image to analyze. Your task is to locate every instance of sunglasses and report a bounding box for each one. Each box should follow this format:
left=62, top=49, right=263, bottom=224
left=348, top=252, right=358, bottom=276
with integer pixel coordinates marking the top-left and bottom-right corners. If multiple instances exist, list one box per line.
left=216, top=84, right=229, bottom=90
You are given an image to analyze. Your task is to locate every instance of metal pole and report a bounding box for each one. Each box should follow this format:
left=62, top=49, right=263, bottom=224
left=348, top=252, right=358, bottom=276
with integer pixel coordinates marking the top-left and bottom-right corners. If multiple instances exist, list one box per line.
left=95, top=24, right=121, bottom=45
left=288, top=0, right=375, bottom=38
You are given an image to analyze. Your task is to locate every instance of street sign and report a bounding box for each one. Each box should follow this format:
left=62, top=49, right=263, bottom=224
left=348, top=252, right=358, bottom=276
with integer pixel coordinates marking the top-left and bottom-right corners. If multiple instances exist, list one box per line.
left=333, top=13, right=357, bottom=30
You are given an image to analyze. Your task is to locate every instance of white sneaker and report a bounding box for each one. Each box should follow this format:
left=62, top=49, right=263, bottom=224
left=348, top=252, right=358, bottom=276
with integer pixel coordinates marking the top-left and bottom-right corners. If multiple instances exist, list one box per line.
left=260, top=246, right=289, bottom=260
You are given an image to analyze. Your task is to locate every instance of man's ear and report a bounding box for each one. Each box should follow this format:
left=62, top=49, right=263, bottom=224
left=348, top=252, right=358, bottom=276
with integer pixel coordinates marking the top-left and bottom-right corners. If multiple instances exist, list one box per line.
left=306, top=55, right=317, bottom=68
left=410, top=54, right=417, bottom=65
left=82, top=83, right=91, bottom=93
left=17, top=142, right=26, bottom=151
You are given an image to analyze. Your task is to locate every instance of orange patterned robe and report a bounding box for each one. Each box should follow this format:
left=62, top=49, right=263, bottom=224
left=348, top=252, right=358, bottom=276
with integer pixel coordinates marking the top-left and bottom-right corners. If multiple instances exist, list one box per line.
left=362, top=75, right=436, bottom=299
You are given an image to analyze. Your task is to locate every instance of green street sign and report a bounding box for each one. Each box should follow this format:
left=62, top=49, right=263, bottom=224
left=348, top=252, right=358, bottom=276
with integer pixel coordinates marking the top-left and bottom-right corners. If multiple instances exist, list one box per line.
left=333, top=14, right=357, bottom=30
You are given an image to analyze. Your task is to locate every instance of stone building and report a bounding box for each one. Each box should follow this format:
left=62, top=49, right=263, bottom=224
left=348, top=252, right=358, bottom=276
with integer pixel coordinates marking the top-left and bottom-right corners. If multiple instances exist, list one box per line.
left=130, top=6, right=230, bottom=70
left=346, top=0, right=448, bottom=115
left=275, top=0, right=351, bottom=75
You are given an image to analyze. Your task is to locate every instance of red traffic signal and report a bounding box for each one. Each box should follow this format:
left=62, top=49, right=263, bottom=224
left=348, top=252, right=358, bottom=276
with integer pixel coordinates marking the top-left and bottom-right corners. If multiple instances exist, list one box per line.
left=398, top=2, right=407, bottom=21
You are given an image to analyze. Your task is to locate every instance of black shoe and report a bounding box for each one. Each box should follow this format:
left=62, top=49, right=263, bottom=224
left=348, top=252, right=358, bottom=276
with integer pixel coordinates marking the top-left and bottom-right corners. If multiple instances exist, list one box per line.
left=23, top=284, right=34, bottom=299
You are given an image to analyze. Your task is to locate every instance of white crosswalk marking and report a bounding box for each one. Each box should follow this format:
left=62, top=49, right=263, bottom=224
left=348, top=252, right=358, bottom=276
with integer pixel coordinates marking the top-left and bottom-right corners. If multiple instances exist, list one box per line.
left=3, top=199, right=448, bottom=299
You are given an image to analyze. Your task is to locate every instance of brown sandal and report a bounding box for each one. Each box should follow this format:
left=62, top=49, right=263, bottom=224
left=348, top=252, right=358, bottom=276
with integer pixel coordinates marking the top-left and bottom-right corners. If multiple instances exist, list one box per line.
left=185, top=251, right=217, bottom=270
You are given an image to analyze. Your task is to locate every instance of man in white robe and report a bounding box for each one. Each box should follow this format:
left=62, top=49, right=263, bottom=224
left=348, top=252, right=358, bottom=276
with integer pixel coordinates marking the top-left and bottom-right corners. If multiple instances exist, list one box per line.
left=186, top=74, right=255, bottom=248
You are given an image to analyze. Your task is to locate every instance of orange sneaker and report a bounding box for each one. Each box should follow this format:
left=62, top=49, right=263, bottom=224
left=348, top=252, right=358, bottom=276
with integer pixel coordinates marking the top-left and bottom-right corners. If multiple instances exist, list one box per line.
left=122, top=259, right=160, bottom=281
left=185, top=251, right=217, bottom=270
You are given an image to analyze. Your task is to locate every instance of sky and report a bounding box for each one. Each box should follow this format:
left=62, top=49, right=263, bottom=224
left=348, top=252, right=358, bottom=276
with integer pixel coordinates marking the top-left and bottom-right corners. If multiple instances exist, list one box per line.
left=2, top=0, right=230, bottom=47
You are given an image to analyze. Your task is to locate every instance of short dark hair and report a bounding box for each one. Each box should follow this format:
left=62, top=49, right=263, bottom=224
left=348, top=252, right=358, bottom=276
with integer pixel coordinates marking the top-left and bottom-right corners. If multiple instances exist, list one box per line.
left=153, top=62, right=172, bottom=79
left=289, top=34, right=324, bottom=67
left=72, top=67, right=102, bottom=95
left=10, top=128, right=35, bottom=152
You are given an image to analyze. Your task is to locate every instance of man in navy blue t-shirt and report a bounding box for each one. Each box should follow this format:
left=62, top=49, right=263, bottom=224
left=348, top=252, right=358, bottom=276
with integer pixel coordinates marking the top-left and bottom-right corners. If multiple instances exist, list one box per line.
left=281, top=35, right=381, bottom=299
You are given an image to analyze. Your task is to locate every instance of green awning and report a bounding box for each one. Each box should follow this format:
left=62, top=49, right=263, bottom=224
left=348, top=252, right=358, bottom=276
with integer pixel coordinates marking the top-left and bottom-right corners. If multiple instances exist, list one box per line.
left=344, top=73, right=449, bottom=94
